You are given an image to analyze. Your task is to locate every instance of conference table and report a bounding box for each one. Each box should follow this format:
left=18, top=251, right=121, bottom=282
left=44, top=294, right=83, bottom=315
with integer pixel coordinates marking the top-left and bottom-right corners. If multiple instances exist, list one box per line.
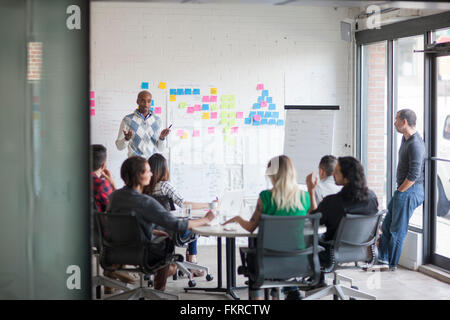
left=184, top=209, right=326, bottom=300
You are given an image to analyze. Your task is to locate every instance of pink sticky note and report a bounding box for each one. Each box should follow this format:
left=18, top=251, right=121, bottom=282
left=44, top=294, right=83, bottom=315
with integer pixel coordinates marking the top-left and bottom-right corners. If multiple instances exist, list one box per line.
left=254, top=115, right=261, bottom=121
left=232, top=127, right=239, bottom=134
left=202, top=96, right=210, bottom=102
left=90, top=100, right=95, bottom=107
left=261, top=101, right=268, bottom=107
left=211, top=112, right=218, bottom=119
left=90, top=109, right=95, bottom=116
left=236, top=112, right=243, bottom=119
left=187, top=107, right=194, bottom=114
left=193, top=129, right=200, bottom=137
left=210, top=96, right=217, bottom=102
left=154, top=107, right=162, bottom=114
left=177, top=130, right=185, bottom=137
left=257, top=83, right=264, bottom=90
left=208, top=127, right=215, bottom=134
left=194, top=104, right=201, bottom=111
left=90, top=91, right=95, bottom=99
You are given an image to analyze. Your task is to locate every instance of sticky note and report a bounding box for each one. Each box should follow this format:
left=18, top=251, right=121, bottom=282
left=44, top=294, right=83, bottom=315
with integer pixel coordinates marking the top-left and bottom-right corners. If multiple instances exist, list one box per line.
left=277, top=119, right=284, bottom=126
left=229, top=103, right=236, bottom=109
left=170, top=89, right=177, bottom=95
left=229, top=137, right=236, bottom=146
left=261, top=119, right=268, bottom=125
left=224, top=127, right=231, bottom=134
left=220, top=119, right=228, bottom=125
left=269, top=119, right=276, bottom=125
left=193, top=89, right=200, bottom=95
left=258, top=96, right=264, bottom=103
left=244, top=118, right=251, bottom=124
left=265, top=112, right=271, bottom=118
left=181, top=132, right=188, bottom=139
left=194, top=104, right=201, bottom=111
left=184, top=88, right=192, bottom=95
left=202, top=104, right=209, bottom=111
left=249, top=111, right=256, bottom=117
left=254, top=115, right=261, bottom=122
left=210, top=104, right=218, bottom=111
left=177, top=89, right=184, bottom=95
left=221, top=95, right=227, bottom=101
left=193, top=129, right=200, bottom=137
left=141, top=82, right=149, bottom=89
left=232, top=127, right=239, bottom=134
left=202, top=96, right=210, bottom=102
left=253, top=103, right=260, bottom=109
left=210, top=88, right=217, bottom=95
left=272, top=112, right=279, bottom=118
left=90, top=109, right=95, bottom=116
left=221, top=111, right=228, bottom=118
left=228, top=111, right=236, bottom=118
left=155, top=107, right=162, bottom=114
left=170, top=95, right=176, bottom=102
left=267, top=97, right=272, bottom=103
left=220, top=103, right=228, bottom=109
left=257, top=83, right=264, bottom=90
left=262, top=90, right=269, bottom=97
left=90, top=100, right=95, bottom=107
left=179, top=102, right=187, bottom=109
left=202, top=112, right=210, bottom=120
left=208, top=127, right=215, bottom=134
left=211, top=112, right=218, bottom=119
left=269, top=104, right=276, bottom=110
left=228, top=119, right=236, bottom=126
left=229, top=95, right=236, bottom=101
left=90, top=91, right=95, bottom=99
left=258, top=111, right=265, bottom=117
left=253, top=121, right=260, bottom=126
left=210, top=96, right=217, bottom=102
left=261, top=101, right=268, bottom=107
left=187, top=107, right=194, bottom=114
left=236, top=112, right=243, bottom=119
left=158, top=82, right=166, bottom=89
left=177, top=130, right=184, bottom=137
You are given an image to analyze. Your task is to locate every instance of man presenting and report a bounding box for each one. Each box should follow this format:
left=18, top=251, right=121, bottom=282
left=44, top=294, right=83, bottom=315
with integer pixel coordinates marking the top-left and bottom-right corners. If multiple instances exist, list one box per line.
left=116, top=90, right=171, bottom=158
left=378, top=109, right=426, bottom=270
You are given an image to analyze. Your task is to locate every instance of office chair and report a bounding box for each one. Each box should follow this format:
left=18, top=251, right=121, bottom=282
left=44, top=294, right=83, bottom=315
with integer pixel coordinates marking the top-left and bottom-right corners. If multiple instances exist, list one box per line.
left=151, top=195, right=213, bottom=288
left=304, top=210, right=386, bottom=300
left=95, top=211, right=179, bottom=300
left=238, top=213, right=323, bottom=299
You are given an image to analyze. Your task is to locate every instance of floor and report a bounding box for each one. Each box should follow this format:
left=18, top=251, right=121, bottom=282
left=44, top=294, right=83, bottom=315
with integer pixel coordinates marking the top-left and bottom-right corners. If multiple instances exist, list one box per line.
left=95, top=245, right=450, bottom=300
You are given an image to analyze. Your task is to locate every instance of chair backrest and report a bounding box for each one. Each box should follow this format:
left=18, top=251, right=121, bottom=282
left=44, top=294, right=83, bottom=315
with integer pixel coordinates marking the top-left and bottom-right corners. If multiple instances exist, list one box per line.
left=332, top=209, right=386, bottom=264
left=151, top=194, right=176, bottom=211
left=252, top=213, right=322, bottom=287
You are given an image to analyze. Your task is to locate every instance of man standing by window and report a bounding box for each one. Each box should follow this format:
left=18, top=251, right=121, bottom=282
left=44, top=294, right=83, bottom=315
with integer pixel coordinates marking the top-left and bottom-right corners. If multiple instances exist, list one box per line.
left=378, top=109, right=426, bottom=271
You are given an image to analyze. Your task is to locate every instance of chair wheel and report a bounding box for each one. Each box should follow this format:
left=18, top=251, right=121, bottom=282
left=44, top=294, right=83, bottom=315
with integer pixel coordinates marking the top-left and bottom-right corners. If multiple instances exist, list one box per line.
left=188, top=280, right=196, bottom=287
left=178, top=270, right=184, bottom=277
left=206, top=274, right=213, bottom=281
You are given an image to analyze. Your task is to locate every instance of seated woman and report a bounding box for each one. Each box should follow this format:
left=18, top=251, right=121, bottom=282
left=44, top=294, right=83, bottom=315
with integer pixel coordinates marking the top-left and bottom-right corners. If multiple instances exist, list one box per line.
left=223, top=155, right=310, bottom=300
left=143, top=153, right=216, bottom=277
left=106, top=156, right=215, bottom=292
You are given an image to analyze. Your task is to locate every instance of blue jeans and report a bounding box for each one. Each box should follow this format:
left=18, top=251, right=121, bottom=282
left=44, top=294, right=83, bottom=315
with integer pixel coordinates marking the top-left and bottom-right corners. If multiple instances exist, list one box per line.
left=181, top=230, right=197, bottom=255
left=378, top=183, right=424, bottom=267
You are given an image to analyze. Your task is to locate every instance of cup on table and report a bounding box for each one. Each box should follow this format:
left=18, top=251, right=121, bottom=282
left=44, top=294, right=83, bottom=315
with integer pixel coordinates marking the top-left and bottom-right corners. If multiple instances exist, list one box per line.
left=178, top=203, right=192, bottom=218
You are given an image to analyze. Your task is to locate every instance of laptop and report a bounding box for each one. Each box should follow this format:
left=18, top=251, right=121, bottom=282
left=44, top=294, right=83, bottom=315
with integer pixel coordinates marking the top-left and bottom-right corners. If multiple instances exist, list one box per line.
left=219, top=190, right=244, bottom=216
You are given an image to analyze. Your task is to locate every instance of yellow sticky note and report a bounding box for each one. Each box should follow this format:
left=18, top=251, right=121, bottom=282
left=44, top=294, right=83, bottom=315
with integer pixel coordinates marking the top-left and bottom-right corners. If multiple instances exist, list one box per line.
left=158, top=82, right=167, bottom=89
left=170, top=95, right=176, bottom=102
left=181, top=132, right=188, bottom=139
left=202, top=112, right=210, bottom=120
left=211, top=88, right=217, bottom=95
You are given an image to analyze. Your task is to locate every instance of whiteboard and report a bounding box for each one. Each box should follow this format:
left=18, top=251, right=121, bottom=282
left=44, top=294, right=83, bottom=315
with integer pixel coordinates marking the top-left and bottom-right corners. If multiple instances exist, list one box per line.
left=283, top=109, right=335, bottom=184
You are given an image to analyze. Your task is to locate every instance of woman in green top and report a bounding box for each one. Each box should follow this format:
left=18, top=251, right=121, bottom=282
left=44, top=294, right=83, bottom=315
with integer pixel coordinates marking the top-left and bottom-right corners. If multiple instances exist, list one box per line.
left=223, top=155, right=310, bottom=300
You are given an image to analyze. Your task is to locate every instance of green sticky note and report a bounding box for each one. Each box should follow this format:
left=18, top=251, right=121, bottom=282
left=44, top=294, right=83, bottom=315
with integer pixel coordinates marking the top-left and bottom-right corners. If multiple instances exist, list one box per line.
left=221, top=95, right=228, bottom=101
left=229, top=111, right=236, bottom=118
left=228, top=119, right=237, bottom=126
left=229, top=137, right=236, bottom=146
left=210, top=103, right=218, bottom=111
left=221, top=111, right=227, bottom=118
left=229, top=95, right=236, bottom=102
left=220, top=119, right=228, bottom=125
left=224, top=127, right=231, bottom=134
left=179, top=102, right=187, bottom=109
left=229, top=103, right=236, bottom=109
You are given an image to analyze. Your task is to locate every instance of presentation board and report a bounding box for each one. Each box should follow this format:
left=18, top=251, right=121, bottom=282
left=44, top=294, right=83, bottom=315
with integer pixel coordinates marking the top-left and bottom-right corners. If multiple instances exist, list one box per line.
left=283, top=109, right=335, bottom=184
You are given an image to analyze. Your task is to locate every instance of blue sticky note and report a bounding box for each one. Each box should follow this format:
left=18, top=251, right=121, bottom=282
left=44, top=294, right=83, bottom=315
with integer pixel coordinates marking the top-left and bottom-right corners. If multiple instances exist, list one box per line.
left=185, top=88, right=192, bottom=95
left=141, top=82, right=149, bottom=89
left=202, top=104, right=209, bottom=110
left=265, top=112, right=271, bottom=118
left=277, top=119, right=284, bottom=126
left=262, top=90, right=269, bottom=97
left=269, top=104, right=276, bottom=110
left=258, top=96, right=264, bottom=102
left=177, top=89, right=184, bottom=95
left=249, top=111, right=256, bottom=117
left=170, top=89, right=177, bottom=95
left=267, top=97, right=272, bottom=103
left=151, top=100, right=154, bottom=106
left=245, top=118, right=251, bottom=124
left=193, top=88, right=200, bottom=95
left=269, top=119, right=276, bottom=125
left=257, top=111, right=265, bottom=117
left=261, top=119, right=268, bottom=125
left=253, top=121, right=260, bottom=126
left=272, top=112, right=279, bottom=118
left=253, top=103, right=260, bottom=109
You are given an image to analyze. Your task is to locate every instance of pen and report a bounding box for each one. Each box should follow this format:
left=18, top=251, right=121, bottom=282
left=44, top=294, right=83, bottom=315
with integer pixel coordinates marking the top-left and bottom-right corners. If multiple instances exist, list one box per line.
left=168, top=124, right=172, bottom=129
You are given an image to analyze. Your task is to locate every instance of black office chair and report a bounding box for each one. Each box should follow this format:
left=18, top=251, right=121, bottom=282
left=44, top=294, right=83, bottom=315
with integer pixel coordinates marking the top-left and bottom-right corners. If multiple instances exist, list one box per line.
left=95, top=211, right=180, bottom=300
left=151, top=195, right=213, bottom=288
left=238, top=213, right=323, bottom=299
left=304, top=210, right=386, bottom=300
